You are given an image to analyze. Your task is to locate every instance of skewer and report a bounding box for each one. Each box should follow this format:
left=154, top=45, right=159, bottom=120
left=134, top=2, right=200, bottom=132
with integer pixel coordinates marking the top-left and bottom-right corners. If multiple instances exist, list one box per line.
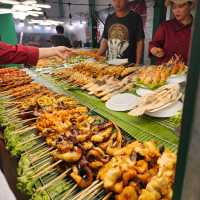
left=14, top=124, right=30, bottom=132
left=23, top=142, right=47, bottom=155
left=18, top=117, right=38, bottom=125
left=72, top=181, right=103, bottom=200
left=1, top=107, right=19, bottom=114
left=30, top=149, right=57, bottom=164
left=16, top=135, right=42, bottom=147
left=13, top=125, right=36, bottom=135
left=32, top=160, right=63, bottom=179
left=0, top=90, right=10, bottom=95
left=0, top=94, right=11, bottom=98
left=36, top=168, right=71, bottom=192
left=71, top=180, right=101, bottom=200
left=30, top=147, right=54, bottom=161
left=102, top=192, right=113, bottom=200
left=24, top=157, right=52, bottom=173
left=60, top=184, right=78, bottom=200
left=18, top=110, right=34, bottom=115
left=4, top=101, right=21, bottom=106
left=87, top=187, right=102, bottom=200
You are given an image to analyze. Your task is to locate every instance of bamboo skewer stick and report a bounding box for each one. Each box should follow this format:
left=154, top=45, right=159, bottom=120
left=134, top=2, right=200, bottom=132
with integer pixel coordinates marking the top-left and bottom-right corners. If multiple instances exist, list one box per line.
left=13, top=125, right=36, bottom=135
left=18, top=110, right=34, bottom=115
left=0, top=90, right=10, bottom=95
left=88, top=188, right=103, bottom=200
left=102, top=192, right=113, bottom=200
left=30, top=147, right=54, bottom=160
left=1, top=108, right=19, bottom=114
left=30, top=149, right=57, bottom=164
left=4, top=101, right=21, bottom=106
left=19, top=117, right=38, bottom=124
left=0, top=94, right=12, bottom=98
left=24, top=157, right=53, bottom=174
left=23, top=142, right=47, bottom=155
left=60, top=184, right=78, bottom=200
left=71, top=180, right=101, bottom=200
left=16, top=135, right=42, bottom=147
left=15, top=118, right=37, bottom=126
left=14, top=124, right=30, bottom=132
left=36, top=169, right=71, bottom=192
left=32, top=160, right=63, bottom=179
left=77, top=181, right=103, bottom=200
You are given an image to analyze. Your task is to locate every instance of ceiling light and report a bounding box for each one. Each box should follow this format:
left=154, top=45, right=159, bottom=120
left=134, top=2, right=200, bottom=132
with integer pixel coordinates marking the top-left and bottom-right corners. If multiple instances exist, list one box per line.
left=34, top=25, right=40, bottom=29
left=12, top=4, right=34, bottom=11
left=22, top=0, right=37, bottom=5
left=0, top=0, right=19, bottom=5
left=68, top=24, right=74, bottom=31
left=13, top=12, right=27, bottom=20
left=27, top=25, right=33, bottom=30
left=18, top=22, right=24, bottom=27
left=36, top=4, right=51, bottom=9
left=0, top=8, right=12, bottom=14
left=44, top=26, right=51, bottom=31
left=29, top=19, right=64, bottom=26
left=32, top=6, right=42, bottom=11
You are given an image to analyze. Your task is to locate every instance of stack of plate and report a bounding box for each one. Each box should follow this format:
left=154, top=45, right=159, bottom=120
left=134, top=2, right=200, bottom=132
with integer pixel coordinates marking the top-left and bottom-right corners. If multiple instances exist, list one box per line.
left=145, top=101, right=183, bottom=118
left=106, top=92, right=183, bottom=118
left=136, top=88, right=154, bottom=97
left=106, top=93, right=139, bottom=111
left=167, top=74, right=187, bottom=84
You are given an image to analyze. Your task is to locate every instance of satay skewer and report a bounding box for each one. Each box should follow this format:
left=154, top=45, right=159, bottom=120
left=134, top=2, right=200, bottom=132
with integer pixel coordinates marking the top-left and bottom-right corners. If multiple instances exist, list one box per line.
left=36, top=169, right=71, bottom=192
left=32, top=160, right=63, bottom=179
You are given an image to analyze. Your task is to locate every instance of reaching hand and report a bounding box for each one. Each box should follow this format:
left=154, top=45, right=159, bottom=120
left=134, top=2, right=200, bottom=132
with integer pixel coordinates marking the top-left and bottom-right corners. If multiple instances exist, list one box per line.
left=150, top=47, right=165, bottom=58
left=39, top=46, right=74, bottom=60
left=52, top=46, right=71, bottom=59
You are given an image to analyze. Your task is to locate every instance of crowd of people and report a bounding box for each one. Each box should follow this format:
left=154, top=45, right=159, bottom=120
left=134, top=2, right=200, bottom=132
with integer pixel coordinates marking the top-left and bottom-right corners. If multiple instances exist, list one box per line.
left=0, top=0, right=195, bottom=67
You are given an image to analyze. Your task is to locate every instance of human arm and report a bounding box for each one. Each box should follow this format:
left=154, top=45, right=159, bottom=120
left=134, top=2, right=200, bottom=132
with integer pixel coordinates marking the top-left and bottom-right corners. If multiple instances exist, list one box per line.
left=96, top=16, right=110, bottom=57
left=135, top=14, right=145, bottom=64
left=0, top=42, right=39, bottom=65
left=149, top=24, right=165, bottom=58
left=96, top=38, right=108, bottom=56
left=0, top=42, right=71, bottom=66
left=135, top=39, right=144, bottom=65
left=38, top=46, right=71, bottom=59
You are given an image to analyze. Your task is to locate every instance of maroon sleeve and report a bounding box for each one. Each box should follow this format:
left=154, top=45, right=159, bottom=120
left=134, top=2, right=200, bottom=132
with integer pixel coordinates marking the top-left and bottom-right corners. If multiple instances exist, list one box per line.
left=149, top=23, right=165, bottom=56
left=0, top=42, right=39, bottom=66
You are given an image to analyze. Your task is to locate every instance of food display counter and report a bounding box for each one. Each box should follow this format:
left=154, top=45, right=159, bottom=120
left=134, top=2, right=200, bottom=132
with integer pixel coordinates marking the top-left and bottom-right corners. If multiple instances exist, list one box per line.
left=0, top=57, right=183, bottom=199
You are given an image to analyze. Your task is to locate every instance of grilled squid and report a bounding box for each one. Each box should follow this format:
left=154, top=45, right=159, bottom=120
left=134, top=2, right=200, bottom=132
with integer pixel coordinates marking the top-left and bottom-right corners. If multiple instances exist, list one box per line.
left=70, top=164, right=93, bottom=188
left=86, top=147, right=110, bottom=169
left=106, top=126, right=122, bottom=155
left=91, top=127, right=113, bottom=143
left=53, top=146, right=82, bottom=162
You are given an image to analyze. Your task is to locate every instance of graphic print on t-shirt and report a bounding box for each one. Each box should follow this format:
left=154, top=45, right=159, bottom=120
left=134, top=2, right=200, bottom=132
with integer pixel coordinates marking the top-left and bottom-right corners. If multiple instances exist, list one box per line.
left=107, top=24, right=129, bottom=60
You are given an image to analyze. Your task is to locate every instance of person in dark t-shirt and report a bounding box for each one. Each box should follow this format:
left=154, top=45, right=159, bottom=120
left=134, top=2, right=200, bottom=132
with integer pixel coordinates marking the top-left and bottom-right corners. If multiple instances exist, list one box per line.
left=97, top=0, right=145, bottom=64
left=51, top=25, right=72, bottom=48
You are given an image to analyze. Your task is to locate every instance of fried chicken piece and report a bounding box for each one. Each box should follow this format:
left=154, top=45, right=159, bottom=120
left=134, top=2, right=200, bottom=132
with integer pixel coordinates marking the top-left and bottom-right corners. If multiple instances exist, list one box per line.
left=115, top=185, right=138, bottom=200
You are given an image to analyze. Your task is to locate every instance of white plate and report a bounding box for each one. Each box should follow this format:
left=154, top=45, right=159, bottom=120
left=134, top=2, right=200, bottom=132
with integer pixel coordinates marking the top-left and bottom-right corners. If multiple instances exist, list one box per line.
left=145, top=101, right=183, bottom=118
left=136, top=88, right=154, bottom=97
left=106, top=93, right=139, bottom=111
left=167, top=74, right=187, bottom=84
left=107, top=59, right=128, bottom=66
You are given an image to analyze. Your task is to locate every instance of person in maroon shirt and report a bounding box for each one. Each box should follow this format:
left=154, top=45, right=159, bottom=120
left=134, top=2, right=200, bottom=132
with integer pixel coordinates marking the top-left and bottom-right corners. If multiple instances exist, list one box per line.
left=0, top=42, right=72, bottom=66
left=149, top=0, right=195, bottom=64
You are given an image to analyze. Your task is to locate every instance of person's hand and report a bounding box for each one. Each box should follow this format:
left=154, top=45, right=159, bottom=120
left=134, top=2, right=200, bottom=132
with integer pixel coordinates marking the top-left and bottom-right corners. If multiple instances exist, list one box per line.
left=150, top=47, right=165, bottom=58
left=51, top=46, right=73, bottom=59
left=39, top=46, right=74, bottom=60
